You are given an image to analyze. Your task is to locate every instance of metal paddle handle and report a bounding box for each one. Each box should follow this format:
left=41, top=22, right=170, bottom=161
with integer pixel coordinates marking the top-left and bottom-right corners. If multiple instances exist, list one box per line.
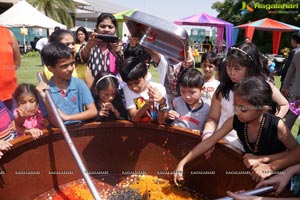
left=37, top=73, right=101, bottom=200
left=214, top=186, right=274, bottom=200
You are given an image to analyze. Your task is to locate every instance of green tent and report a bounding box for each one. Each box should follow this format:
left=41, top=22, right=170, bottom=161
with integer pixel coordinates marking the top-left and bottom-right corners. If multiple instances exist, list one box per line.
left=114, top=9, right=136, bottom=37
left=114, top=9, right=136, bottom=22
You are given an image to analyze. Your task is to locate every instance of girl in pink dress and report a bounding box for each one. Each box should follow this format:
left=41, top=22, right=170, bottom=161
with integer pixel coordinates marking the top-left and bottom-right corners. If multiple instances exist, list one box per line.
left=13, top=83, right=48, bottom=140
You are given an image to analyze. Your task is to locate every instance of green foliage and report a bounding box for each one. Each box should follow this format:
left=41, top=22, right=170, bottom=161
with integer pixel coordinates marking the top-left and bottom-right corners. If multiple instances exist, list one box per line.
left=27, top=0, right=75, bottom=28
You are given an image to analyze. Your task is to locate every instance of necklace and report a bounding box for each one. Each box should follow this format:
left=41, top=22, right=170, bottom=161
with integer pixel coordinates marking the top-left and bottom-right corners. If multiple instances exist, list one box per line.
left=243, top=116, right=265, bottom=153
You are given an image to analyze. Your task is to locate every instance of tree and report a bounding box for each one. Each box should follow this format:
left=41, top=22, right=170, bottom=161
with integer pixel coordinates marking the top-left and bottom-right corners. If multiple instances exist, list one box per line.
left=28, top=0, right=75, bottom=28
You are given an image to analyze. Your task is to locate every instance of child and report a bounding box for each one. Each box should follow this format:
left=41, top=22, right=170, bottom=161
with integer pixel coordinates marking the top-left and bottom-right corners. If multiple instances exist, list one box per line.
left=146, top=47, right=195, bottom=106
left=202, top=42, right=289, bottom=152
left=200, top=52, right=220, bottom=105
left=92, top=72, right=128, bottom=121
left=36, top=42, right=97, bottom=127
left=13, top=83, right=48, bottom=140
left=166, top=68, right=210, bottom=133
left=43, top=29, right=86, bottom=81
left=174, top=77, right=298, bottom=185
left=119, top=56, right=168, bottom=124
left=0, top=100, right=14, bottom=159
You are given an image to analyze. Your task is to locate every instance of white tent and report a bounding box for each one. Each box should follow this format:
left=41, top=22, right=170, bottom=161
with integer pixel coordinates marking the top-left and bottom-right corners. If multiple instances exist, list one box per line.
left=0, top=0, right=66, bottom=29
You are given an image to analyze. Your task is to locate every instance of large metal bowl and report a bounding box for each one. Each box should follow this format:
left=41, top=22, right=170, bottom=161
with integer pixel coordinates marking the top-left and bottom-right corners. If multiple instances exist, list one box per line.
left=124, top=11, right=189, bottom=63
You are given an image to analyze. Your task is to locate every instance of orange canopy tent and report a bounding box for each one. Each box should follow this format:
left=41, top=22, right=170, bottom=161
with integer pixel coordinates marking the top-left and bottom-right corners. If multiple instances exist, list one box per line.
left=236, top=18, right=300, bottom=54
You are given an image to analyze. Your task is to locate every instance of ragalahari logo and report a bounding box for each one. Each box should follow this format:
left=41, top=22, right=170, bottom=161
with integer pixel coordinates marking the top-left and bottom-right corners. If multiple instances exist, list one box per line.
left=240, top=2, right=254, bottom=15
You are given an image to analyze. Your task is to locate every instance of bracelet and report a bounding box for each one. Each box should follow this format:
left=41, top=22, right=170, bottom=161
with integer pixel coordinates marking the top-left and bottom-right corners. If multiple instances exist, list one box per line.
left=200, top=131, right=213, bottom=139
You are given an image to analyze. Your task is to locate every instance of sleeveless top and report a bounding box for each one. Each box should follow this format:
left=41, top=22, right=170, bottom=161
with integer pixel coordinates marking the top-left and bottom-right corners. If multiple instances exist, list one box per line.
left=0, top=27, right=17, bottom=101
left=217, top=90, right=244, bottom=151
left=234, top=112, right=286, bottom=155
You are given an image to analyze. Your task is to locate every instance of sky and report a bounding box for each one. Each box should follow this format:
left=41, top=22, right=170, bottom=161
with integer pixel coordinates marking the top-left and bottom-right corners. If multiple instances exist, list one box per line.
left=111, top=0, right=221, bottom=21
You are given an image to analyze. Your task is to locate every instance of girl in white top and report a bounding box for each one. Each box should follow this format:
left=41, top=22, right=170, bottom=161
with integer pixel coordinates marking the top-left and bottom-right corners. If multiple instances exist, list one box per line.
left=202, top=42, right=289, bottom=153
left=200, top=52, right=220, bottom=105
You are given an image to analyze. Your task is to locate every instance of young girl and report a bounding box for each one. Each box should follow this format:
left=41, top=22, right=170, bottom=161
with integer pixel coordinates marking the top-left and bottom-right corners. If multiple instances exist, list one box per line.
left=13, top=83, right=48, bottom=139
left=202, top=42, right=289, bottom=152
left=119, top=56, right=168, bottom=124
left=166, top=68, right=210, bottom=133
left=200, top=52, right=220, bottom=105
left=92, top=72, right=128, bottom=121
left=174, top=77, right=298, bottom=185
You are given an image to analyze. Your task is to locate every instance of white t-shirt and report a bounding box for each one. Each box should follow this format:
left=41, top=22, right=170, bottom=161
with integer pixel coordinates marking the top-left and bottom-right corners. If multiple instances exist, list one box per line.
left=35, top=37, right=48, bottom=51
left=202, top=79, right=220, bottom=105
left=217, top=90, right=244, bottom=151
left=123, top=81, right=168, bottom=110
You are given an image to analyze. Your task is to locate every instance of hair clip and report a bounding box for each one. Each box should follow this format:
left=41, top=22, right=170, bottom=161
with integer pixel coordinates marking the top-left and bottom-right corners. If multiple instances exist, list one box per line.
left=95, top=74, right=117, bottom=87
left=230, top=47, right=253, bottom=61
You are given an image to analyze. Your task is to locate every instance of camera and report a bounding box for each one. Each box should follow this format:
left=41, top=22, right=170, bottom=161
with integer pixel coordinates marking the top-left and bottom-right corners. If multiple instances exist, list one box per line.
left=95, top=34, right=119, bottom=43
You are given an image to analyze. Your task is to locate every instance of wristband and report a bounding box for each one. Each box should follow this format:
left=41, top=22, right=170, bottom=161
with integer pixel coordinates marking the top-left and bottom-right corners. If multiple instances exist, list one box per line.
left=201, top=131, right=213, bottom=139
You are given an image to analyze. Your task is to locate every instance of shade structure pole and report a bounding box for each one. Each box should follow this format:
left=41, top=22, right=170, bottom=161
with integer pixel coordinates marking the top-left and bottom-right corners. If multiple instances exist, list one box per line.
left=37, top=73, right=101, bottom=200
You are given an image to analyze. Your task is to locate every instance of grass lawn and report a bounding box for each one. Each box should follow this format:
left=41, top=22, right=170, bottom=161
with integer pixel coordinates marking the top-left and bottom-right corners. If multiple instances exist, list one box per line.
left=17, top=55, right=299, bottom=137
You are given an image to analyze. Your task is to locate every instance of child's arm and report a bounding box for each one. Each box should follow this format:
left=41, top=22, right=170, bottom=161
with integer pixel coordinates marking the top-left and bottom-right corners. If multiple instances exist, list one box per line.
left=166, top=110, right=180, bottom=121
left=202, top=92, right=222, bottom=139
left=269, top=82, right=289, bottom=118
left=128, top=101, right=151, bottom=122
left=14, top=109, right=26, bottom=126
left=148, top=86, right=167, bottom=125
left=36, top=82, right=60, bottom=127
left=248, top=119, right=299, bottom=182
left=174, top=116, right=234, bottom=185
left=59, top=102, right=97, bottom=122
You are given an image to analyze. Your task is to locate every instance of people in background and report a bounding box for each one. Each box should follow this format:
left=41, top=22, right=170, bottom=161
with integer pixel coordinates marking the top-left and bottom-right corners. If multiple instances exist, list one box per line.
left=35, top=36, right=49, bottom=66
left=80, top=13, right=122, bottom=89
left=281, top=31, right=300, bottom=136
left=200, top=52, right=220, bottom=105
left=202, top=36, right=212, bottom=52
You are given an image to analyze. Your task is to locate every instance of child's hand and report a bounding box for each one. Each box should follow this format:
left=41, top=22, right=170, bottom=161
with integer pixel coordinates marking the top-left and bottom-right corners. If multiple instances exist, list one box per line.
left=148, top=86, right=164, bottom=104
left=36, top=82, right=49, bottom=99
left=173, top=162, right=184, bottom=186
left=40, top=117, right=49, bottom=128
left=251, top=163, right=273, bottom=182
left=201, top=134, right=215, bottom=159
left=0, top=140, right=12, bottom=159
left=57, top=109, right=70, bottom=121
left=102, top=102, right=114, bottom=111
left=25, top=128, right=43, bottom=140
left=167, top=110, right=180, bottom=120
left=243, top=154, right=262, bottom=168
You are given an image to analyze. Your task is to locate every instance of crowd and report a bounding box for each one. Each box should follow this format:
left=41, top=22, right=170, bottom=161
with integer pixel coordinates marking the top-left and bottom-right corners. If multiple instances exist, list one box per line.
left=0, top=13, right=300, bottom=199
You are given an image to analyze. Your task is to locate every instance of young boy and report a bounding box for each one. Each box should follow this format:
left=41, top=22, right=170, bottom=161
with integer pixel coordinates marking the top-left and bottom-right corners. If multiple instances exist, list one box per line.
left=0, top=100, right=14, bottom=159
left=36, top=42, right=97, bottom=127
left=119, top=56, right=168, bottom=125
left=166, top=68, right=210, bottom=133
